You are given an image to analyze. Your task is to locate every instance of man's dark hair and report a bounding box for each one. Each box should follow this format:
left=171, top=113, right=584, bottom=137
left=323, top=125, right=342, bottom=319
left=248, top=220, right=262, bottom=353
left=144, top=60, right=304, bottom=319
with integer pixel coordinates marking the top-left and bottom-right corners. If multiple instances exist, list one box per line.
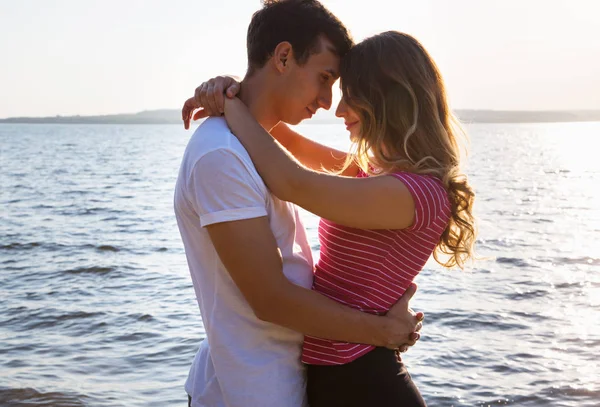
left=246, top=0, right=353, bottom=74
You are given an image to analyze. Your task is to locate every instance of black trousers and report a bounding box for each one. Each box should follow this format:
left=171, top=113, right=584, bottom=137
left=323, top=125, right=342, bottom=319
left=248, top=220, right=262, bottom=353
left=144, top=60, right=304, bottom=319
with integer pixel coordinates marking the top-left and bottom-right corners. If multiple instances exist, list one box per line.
left=307, top=347, right=427, bottom=407
left=186, top=348, right=425, bottom=407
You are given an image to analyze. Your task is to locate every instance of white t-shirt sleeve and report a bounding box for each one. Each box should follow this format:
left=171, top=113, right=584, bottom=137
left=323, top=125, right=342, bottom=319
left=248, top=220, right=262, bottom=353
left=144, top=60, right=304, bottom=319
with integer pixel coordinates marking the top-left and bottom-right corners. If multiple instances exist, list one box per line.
left=188, top=148, right=268, bottom=227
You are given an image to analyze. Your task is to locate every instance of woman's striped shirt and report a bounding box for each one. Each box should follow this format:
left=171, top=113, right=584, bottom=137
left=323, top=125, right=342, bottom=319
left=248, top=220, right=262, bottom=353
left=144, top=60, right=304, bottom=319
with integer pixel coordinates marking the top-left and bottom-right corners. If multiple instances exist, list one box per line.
left=302, top=170, right=451, bottom=365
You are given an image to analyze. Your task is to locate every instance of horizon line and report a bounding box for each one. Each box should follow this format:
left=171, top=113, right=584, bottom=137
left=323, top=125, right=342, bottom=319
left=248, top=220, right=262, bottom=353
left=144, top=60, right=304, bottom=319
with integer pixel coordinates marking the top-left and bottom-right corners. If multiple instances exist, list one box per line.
left=2, top=107, right=600, bottom=121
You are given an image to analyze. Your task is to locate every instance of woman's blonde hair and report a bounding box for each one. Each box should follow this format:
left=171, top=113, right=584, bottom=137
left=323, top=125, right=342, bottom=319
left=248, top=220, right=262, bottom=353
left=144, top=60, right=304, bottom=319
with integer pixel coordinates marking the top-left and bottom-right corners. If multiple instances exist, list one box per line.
left=339, top=31, right=477, bottom=269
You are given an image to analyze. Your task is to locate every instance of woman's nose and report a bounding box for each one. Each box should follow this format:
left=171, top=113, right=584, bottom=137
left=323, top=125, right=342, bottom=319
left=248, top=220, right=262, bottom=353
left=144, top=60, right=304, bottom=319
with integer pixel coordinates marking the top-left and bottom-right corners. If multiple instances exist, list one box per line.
left=335, top=99, right=347, bottom=117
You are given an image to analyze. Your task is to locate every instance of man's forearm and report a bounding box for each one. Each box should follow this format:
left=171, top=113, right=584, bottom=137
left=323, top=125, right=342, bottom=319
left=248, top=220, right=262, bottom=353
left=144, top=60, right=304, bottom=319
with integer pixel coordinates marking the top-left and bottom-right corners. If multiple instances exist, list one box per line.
left=205, top=208, right=402, bottom=348
left=270, top=122, right=352, bottom=174
left=269, top=123, right=320, bottom=171
left=257, top=280, right=391, bottom=347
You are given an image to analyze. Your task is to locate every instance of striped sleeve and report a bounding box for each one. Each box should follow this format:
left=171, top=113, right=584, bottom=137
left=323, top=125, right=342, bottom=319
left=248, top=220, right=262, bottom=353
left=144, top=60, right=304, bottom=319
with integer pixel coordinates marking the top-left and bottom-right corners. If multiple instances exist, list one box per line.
left=389, top=172, right=448, bottom=231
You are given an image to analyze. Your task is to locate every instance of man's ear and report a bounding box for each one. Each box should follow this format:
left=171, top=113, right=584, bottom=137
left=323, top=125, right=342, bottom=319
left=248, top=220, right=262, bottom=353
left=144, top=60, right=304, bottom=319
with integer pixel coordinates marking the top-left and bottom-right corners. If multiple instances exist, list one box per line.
left=273, top=41, right=293, bottom=73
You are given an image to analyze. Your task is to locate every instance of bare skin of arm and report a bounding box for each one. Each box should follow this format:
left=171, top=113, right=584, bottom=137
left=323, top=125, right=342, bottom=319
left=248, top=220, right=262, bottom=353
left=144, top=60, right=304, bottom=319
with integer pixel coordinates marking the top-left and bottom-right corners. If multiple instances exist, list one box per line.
left=270, top=122, right=359, bottom=176
left=223, top=97, right=417, bottom=231
left=207, top=216, right=421, bottom=348
left=181, top=75, right=359, bottom=175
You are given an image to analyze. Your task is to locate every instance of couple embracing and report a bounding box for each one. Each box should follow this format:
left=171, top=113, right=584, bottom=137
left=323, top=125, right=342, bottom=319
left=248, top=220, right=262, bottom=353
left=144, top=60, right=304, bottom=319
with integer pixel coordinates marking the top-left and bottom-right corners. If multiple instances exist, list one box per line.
left=174, top=1, right=476, bottom=406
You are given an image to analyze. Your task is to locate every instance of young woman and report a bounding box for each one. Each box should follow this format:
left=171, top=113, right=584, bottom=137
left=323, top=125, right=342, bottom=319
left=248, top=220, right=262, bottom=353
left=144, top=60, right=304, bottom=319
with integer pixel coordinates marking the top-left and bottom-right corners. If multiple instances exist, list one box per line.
left=186, top=31, right=476, bottom=407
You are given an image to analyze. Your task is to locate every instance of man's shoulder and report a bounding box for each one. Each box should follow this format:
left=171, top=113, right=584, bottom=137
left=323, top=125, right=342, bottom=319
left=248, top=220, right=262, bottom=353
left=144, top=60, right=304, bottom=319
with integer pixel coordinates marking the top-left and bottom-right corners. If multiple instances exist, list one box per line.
left=180, top=117, right=262, bottom=190
left=196, top=116, right=231, bottom=136
left=186, top=117, right=250, bottom=163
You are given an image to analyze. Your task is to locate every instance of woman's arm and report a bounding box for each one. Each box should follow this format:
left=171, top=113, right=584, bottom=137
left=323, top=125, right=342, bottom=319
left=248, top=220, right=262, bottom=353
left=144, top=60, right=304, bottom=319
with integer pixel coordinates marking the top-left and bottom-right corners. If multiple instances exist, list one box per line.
left=270, top=122, right=359, bottom=176
left=181, top=75, right=358, bottom=175
left=225, top=98, right=417, bottom=230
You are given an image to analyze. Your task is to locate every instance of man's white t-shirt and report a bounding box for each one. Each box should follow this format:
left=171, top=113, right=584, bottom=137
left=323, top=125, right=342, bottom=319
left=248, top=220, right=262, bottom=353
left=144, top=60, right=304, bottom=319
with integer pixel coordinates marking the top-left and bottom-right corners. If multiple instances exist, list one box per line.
left=174, top=117, right=314, bottom=407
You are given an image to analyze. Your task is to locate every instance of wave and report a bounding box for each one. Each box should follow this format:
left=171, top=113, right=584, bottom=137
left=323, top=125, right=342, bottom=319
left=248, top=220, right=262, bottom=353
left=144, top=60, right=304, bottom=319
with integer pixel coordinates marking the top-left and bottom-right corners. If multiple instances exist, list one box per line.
left=496, top=257, right=535, bottom=268
left=0, top=241, right=125, bottom=253
left=531, top=218, right=554, bottom=224
left=0, top=387, right=87, bottom=407
left=477, top=238, right=539, bottom=251
left=425, top=310, right=529, bottom=331
left=112, top=331, right=160, bottom=342
left=0, top=242, right=42, bottom=250
left=4, top=308, right=106, bottom=332
left=509, top=310, right=551, bottom=322
left=95, top=245, right=120, bottom=252
left=506, top=289, right=549, bottom=301
left=57, top=207, right=127, bottom=216
left=511, top=384, right=600, bottom=406
left=63, top=266, right=116, bottom=275
left=538, top=256, right=600, bottom=267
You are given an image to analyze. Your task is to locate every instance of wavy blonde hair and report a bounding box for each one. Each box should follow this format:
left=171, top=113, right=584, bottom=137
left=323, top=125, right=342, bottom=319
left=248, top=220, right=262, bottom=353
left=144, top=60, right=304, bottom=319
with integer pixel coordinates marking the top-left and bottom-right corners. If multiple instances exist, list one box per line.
left=339, top=31, right=477, bottom=269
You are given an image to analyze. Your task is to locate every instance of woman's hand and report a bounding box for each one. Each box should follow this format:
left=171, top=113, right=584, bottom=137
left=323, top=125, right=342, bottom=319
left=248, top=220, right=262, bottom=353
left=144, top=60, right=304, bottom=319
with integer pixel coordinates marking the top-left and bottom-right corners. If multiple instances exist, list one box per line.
left=182, top=75, right=241, bottom=129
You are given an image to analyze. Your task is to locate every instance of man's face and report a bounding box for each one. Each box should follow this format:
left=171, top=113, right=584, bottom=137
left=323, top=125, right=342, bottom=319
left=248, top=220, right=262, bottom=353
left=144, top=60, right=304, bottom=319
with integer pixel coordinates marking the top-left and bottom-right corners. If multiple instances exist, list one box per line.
left=276, top=36, right=340, bottom=125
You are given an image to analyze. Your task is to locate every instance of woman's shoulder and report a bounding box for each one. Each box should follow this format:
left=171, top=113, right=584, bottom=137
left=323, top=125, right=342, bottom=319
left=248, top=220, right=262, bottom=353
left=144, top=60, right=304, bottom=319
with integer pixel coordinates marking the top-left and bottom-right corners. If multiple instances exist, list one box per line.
left=390, top=170, right=445, bottom=188
left=394, top=170, right=447, bottom=196
left=358, top=168, right=448, bottom=202
left=388, top=171, right=451, bottom=220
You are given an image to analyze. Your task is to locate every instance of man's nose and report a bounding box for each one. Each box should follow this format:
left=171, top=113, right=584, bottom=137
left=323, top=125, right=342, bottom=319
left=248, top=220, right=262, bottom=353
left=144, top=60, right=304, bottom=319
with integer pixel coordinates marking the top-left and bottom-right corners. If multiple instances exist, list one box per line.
left=317, top=88, right=333, bottom=110
left=317, top=97, right=332, bottom=111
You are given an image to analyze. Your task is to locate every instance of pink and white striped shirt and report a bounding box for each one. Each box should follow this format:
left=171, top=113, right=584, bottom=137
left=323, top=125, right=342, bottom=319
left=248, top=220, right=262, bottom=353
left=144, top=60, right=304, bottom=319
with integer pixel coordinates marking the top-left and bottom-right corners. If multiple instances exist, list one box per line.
left=302, top=170, right=451, bottom=365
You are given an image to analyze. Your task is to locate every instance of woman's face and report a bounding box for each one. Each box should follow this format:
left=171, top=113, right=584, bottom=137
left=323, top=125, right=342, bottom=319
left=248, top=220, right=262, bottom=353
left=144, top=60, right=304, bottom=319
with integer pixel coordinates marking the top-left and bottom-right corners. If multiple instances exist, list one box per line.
left=335, top=95, right=361, bottom=141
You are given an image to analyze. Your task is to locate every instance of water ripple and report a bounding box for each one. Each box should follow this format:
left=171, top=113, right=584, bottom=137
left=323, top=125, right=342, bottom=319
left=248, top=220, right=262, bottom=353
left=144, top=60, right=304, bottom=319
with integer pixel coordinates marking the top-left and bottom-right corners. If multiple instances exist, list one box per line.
left=1, top=123, right=598, bottom=407
left=0, top=387, right=88, bottom=407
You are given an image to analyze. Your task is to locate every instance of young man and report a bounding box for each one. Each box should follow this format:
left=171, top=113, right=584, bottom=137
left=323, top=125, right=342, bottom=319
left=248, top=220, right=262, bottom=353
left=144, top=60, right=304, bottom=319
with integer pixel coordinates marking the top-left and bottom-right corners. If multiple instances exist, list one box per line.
left=175, top=1, right=422, bottom=406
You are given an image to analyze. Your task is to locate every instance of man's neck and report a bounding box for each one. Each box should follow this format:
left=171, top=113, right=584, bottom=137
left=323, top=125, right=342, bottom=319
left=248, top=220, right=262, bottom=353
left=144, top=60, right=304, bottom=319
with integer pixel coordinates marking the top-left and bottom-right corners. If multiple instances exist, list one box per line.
left=238, top=73, right=280, bottom=132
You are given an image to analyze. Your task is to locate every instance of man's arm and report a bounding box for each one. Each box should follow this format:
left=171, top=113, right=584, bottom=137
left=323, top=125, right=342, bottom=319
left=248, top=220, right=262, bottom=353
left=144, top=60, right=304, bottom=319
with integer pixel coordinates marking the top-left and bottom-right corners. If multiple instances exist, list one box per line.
left=270, top=122, right=359, bottom=176
left=207, top=215, right=417, bottom=348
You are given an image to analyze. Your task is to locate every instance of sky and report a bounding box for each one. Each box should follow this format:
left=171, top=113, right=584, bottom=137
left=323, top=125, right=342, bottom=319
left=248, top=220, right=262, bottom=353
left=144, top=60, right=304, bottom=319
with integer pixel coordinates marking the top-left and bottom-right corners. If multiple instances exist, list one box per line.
left=1, top=0, right=599, bottom=118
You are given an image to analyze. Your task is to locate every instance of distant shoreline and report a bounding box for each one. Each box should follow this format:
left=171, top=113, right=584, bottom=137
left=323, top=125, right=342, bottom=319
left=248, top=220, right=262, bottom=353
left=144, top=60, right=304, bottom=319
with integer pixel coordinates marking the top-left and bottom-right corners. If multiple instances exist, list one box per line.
left=1, top=109, right=599, bottom=124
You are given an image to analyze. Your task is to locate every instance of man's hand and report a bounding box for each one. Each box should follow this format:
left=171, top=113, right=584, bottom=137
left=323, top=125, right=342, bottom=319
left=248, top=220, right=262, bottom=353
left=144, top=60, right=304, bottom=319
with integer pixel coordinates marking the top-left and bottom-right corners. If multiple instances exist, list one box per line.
left=381, top=283, right=424, bottom=351
left=182, top=75, right=241, bottom=129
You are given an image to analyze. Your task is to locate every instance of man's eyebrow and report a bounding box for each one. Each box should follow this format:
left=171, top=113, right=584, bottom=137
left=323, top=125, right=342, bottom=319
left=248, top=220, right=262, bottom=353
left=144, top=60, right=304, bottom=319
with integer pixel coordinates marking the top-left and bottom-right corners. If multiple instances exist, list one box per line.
left=325, top=68, right=340, bottom=79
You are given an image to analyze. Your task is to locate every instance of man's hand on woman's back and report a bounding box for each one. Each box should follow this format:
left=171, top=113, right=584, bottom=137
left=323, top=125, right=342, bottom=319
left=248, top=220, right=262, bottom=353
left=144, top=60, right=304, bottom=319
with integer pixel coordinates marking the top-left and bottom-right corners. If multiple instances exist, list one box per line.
left=385, top=283, right=424, bottom=352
